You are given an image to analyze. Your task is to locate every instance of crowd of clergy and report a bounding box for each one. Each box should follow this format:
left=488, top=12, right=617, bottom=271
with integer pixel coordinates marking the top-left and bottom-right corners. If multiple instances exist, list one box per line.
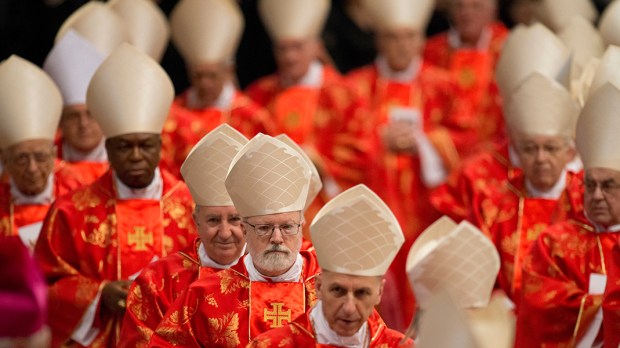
left=1, top=0, right=620, bottom=347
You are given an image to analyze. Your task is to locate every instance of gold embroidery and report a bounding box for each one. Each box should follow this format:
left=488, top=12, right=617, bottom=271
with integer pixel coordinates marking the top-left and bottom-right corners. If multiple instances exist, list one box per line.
left=164, top=199, right=191, bottom=229
left=81, top=221, right=112, bottom=248
left=129, top=286, right=148, bottom=321
left=526, top=223, right=547, bottom=242
left=205, top=294, right=218, bottom=307
left=219, top=271, right=249, bottom=294
left=208, top=312, right=240, bottom=346
left=279, top=337, right=292, bottom=346
left=264, top=303, right=292, bottom=328
left=501, top=232, right=518, bottom=256
left=128, top=227, right=153, bottom=251
left=255, top=338, right=271, bottom=348
left=154, top=325, right=188, bottom=347
left=71, top=188, right=101, bottom=211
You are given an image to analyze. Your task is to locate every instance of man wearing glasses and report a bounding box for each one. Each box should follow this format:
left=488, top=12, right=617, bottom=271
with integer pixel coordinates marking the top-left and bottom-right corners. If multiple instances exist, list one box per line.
left=515, top=82, right=620, bottom=346
left=150, top=134, right=321, bottom=348
left=467, top=72, right=582, bottom=310
left=0, top=55, right=88, bottom=247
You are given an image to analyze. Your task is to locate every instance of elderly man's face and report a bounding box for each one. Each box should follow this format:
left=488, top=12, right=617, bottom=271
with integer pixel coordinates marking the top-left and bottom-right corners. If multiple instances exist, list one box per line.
left=105, top=133, right=161, bottom=189
left=450, top=0, right=496, bottom=45
left=193, top=205, right=245, bottom=265
left=513, top=134, right=575, bottom=192
left=1, top=139, right=55, bottom=196
left=188, top=62, right=230, bottom=108
left=60, top=104, right=104, bottom=153
left=317, top=271, right=385, bottom=337
left=584, top=168, right=620, bottom=228
left=273, top=38, right=319, bottom=84
left=243, top=211, right=303, bottom=277
left=376, top=27, right=424, bottom=72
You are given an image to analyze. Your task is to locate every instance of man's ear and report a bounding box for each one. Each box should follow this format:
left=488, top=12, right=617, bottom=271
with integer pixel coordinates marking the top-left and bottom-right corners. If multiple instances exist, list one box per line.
left=376, top=277, right=386, bottom=306
left=315, top=273, right=323, bottom=300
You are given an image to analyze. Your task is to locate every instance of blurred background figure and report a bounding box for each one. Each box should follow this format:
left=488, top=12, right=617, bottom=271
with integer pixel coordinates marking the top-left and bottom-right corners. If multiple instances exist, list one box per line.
left=160, top=0, right=274, bottom=178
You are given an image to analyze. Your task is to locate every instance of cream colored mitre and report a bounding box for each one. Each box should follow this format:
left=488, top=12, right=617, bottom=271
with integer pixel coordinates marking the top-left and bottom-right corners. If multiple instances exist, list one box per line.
left=86, top=43, right=174, bottom=138
left=557, top=16, right=604, bottom=80
left=56, top=1, right=128, bottom=56
left=576, top=82, right=620, bottom=172
left=599, top=0, right=620, bottom=47
left=181, top=124, right=248, bottom=206
left=225, top=134, right=312, bottom=217
left=534, top=0, right=597, bottom=32
left=496, top=23, right=571, bottom=100
left=275, top=134, right=322, bottom=211
left=505, top=72, right=580, bottom=138
left=310, top=184, right=404, bottom=277
left=406, top=216, right=500, bottom=310
left=571, top=57, right=600, bottom=107
left=170, top=0, right=244, bottom=66
left=258, top=0, right=330, bottom=41
left=0, top=55, right=62, bottom=149
left=109, top=0, right=170, bottom=62
left=43, top=29, right=106, bottom=106
left=417, top=290, right=515, bottom=348
left=361, top=0, right=435, bottom=31
left=587, top=45, right=620, bottom=100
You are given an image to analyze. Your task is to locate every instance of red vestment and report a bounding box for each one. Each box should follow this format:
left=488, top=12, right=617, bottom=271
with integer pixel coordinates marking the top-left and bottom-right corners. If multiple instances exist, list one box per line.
left=118, top=238, right=222, bottom=347
left=345, top=61, right=469, bottom=331
left=149, top=250, right=320, bottom=348
left=248, top=308, right=413, bottom=348
left=471, top=170, right=584, bottom=308
left=423, top=22, right=509, bottom=150
left=0, top=160, right=104, bottom=241
left=54, top=137, right=110, bottom=186
left=34, top=169, right=197, bottom=348
left=245, top=65, right=375, bottom=236
left=516, top=214, right=620, bottom=347
left=430, top=140, right=517, bottom=223
left=160, top=90, right=276, bottom=178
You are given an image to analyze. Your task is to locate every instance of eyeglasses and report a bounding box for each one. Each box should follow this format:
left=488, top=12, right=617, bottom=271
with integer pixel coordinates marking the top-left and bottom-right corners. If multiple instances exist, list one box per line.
left=243, top=221, right=301, bottom=236
left=7, top=151, right=54, bottom=168
left=584, top=180, right=620, bottom=195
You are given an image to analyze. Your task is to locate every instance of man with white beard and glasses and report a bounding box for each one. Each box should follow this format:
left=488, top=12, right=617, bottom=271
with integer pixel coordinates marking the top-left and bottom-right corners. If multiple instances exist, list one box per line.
left=150, top=134, right=321, bottom=348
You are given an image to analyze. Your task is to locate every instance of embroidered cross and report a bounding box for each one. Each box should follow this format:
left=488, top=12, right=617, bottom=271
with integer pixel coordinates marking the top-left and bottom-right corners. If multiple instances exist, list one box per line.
left=128, top=226, right=153, bottom=251
left=263, top=303, right=292, bottom=328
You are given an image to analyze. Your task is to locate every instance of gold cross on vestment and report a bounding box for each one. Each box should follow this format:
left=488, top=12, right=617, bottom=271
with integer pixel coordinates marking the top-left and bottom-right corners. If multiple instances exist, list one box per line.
left=128, top=226, right=153, bottom=251
left=263, top=303, right=292, bottom=328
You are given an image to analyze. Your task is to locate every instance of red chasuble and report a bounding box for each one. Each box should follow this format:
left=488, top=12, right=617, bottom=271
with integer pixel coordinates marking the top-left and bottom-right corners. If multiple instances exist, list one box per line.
left=160, top=90, right=276, bottom=178
left=423, top=22, right=509, bottom=150
left=119, top=238, right=222, bottom=347
left=430, top=140, right=518, bottom=223
left=516, top=215, right=620, bottom=347
left=248, top=308, right=414, bottom=348
left=34, top=168, right=196, bottom=348
left=245, top=65, right=375, bottom=234
left=149, top=250, right=320, bottom=348
left=345, top=61, right=469, bottom=331
left=473, top=170, right=584, bottom=308
left=0, top=159, right=105, bottom=241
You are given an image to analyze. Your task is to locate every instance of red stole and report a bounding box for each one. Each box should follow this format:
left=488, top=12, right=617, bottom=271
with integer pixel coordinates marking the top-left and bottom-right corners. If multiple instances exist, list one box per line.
left=450, top=50, right=492, bottom=108
left=249, top=281, right=306, bottom=339
left=271, top=86, right=319, bottom=144
left=512, top=197, right=558, bottom=297
left=116, top=199, right=164, bottom=279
